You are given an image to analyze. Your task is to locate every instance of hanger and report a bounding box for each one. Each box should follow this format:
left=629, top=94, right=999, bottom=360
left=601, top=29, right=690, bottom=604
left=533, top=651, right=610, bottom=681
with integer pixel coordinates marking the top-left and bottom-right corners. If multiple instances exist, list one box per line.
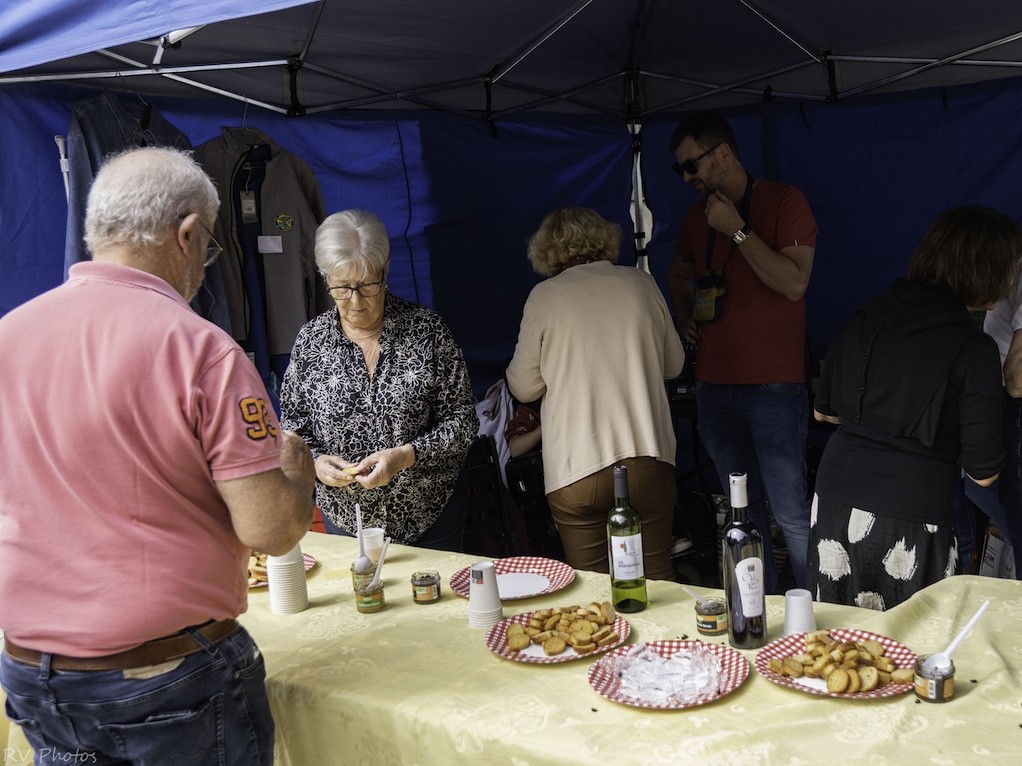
left=111, top=75, right=152, bottom=130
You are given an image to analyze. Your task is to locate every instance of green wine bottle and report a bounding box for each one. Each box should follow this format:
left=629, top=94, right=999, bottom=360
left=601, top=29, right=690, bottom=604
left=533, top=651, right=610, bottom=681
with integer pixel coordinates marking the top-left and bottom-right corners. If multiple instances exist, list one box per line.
left=607, top=465, right=648, bottom=613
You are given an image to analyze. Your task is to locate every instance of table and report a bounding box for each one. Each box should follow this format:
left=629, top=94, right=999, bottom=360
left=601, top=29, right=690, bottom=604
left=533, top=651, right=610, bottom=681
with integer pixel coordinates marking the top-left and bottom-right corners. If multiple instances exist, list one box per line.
left=254, top=534, right=1022, bottom=765
left=4, top=533, right=1022, bottom=765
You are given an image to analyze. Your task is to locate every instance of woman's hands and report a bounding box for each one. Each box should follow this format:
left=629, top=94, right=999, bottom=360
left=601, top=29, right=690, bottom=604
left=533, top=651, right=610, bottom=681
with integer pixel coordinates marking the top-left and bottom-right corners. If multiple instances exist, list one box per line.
left=314, top=455, right=358, bottom=487
left=315, top=445, right=416, bottom=489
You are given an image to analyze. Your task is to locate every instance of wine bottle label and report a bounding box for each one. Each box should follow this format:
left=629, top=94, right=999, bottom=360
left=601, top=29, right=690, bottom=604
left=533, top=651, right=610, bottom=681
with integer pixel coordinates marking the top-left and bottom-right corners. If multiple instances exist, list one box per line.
left=734, top=557, right=764, bottom=617
left=610, top=533, right=644, bottom=580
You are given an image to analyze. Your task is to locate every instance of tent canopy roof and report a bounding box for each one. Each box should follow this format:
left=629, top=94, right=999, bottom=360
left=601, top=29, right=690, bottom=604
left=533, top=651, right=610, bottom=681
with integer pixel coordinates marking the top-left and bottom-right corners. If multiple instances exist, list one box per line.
left=4, top=0, right=1022, bottom=120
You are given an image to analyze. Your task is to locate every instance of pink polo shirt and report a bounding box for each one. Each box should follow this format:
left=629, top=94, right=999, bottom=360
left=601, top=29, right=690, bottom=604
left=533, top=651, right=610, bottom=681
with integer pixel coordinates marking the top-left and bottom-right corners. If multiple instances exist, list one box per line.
left=0, top=262, right=282, bottom=656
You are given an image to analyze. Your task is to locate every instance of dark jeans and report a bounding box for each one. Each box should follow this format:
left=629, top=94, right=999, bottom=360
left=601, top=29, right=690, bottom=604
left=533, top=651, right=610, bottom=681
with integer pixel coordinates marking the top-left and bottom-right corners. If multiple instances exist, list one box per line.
left=1, top=626, right=274, bottom=765
left=961, top=397, right=1022, bottom=578
left=696, top=381, right=810, bottom=593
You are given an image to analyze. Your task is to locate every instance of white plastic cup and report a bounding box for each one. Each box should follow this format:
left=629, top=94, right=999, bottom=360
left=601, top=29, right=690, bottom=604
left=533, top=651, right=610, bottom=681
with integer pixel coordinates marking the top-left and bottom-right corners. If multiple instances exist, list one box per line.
left=267, top=542, right=304, bottom=565
left=361, top=528, right=385, bottom=562
left=468, top=610, right=504, bottom=629
left=783, top=588, right=816, bottom=635
left=467, top=561, right=503, bottom=627
left=268, top=559, right=309, bottom=614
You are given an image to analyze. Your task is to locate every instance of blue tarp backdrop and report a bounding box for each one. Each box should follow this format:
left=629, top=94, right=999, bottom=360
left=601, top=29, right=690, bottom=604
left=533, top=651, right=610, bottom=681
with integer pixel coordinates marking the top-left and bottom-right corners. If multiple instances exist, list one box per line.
left=7, top=1, right=1022, bottom=395
left=5, top=79, right=1022, bottom=396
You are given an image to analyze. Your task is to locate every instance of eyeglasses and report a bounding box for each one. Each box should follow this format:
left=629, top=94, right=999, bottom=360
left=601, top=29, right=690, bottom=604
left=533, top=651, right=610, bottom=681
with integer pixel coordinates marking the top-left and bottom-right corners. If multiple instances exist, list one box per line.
left=199, top=221, right=223, bottom=268
left=672, top=143, right=720, bottom=177
left=327, top=281, right=385, bottom=300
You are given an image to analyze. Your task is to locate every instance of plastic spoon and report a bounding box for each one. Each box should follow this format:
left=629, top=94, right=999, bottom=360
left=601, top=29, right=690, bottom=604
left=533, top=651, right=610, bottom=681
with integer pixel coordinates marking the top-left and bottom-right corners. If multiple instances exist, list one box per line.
left=922, top=599, right=990, bottom=674
left=353, top=502, right=373, bottom=574
left=366, top=538, right=390, bottom=589
left=682, top=584, right=715, bottom=608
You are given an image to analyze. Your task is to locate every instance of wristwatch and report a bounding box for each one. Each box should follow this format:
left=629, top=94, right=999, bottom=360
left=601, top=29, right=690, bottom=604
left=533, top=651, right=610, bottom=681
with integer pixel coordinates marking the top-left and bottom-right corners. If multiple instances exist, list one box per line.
left=731, top=225, right=752, bottom=245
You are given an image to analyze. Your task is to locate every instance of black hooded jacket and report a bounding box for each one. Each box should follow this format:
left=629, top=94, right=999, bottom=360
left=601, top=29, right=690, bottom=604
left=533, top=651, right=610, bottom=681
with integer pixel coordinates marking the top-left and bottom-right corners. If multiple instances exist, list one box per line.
left=814, top=279, right=1003, bottom=524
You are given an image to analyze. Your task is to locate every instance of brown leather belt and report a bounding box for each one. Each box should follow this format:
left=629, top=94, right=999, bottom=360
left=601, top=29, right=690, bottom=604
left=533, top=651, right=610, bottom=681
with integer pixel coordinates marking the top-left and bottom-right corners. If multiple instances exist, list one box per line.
left=2, top=618, right=239, bottom=672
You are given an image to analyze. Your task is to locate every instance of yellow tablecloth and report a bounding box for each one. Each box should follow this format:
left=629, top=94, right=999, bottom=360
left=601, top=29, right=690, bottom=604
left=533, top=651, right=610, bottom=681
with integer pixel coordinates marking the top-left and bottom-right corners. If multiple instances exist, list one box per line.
left=252, top=534, right=1022, bottom=766
left=4, top=532, right=1022, bottom=765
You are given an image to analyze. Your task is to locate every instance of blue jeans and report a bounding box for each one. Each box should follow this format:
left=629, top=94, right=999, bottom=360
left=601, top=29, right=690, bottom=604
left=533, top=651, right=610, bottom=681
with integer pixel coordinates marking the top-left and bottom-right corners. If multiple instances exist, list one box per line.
left=1, top=626, right=274, bottom=765
left=696, top=381, right=810, bottom=592
left=961, top=479, right=998, bottom=569
left=963, top=397, right=1022, bottom=579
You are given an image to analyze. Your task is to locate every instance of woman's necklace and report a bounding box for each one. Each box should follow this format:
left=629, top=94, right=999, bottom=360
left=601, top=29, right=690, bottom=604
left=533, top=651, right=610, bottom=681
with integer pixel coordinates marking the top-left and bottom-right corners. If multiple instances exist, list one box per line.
left=339, top=313, right=383, bottom=376
left=344, top=330, right=382, bottom=376
left=363, top=336, right=381, bottom=376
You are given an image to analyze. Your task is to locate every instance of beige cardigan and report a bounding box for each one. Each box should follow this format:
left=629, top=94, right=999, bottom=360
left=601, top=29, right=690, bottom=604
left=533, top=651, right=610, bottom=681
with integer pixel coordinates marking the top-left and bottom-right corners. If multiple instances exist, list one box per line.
left=506, top=260, right=684, bottom=493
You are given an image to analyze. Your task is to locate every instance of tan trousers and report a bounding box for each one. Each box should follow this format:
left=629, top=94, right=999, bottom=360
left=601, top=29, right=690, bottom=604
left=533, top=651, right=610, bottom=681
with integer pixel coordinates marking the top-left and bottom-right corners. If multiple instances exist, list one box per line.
left=546, top=456, right=676, bottom=581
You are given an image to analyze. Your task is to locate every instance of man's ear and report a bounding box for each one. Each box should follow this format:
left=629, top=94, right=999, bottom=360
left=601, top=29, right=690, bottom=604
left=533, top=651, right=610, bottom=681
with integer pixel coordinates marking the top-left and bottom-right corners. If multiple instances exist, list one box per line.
left=177, top=212, right=201, bottom=257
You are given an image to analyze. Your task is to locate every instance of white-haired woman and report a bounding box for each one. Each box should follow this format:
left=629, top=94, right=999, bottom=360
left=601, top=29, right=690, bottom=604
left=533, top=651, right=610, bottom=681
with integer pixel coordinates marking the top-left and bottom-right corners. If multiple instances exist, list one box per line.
left=281, top=209, right=478, bottom=549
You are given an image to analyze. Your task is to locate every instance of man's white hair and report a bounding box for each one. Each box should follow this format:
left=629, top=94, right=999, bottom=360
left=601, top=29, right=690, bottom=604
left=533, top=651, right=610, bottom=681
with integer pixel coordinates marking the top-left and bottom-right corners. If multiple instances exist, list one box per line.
left=84, top=147, right=219, bottom=256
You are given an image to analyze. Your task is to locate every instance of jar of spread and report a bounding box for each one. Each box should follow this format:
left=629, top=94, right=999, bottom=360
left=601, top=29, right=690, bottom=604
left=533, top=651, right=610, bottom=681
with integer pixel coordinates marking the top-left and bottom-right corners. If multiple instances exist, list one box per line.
left=411, top=570, right=442, bottom=604
left=354, top=580, right=385, bottom=613
left=351, top=561, right=377, bottom=590
left=694, top=596, right=728, bottom=636
left=914, top=654, right=955, bottom=702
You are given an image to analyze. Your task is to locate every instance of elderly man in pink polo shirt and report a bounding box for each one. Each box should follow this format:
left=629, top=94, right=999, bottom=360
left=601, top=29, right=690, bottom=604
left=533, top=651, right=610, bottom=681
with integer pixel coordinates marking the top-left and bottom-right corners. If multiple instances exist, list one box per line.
left=0, top=146, right=314, bottom=765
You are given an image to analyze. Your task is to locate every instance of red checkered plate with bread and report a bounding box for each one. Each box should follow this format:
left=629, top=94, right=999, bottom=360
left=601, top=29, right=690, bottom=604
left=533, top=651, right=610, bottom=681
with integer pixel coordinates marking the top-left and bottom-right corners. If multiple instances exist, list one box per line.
left=484, top=608, right=631, bottom=664
left=755, top=628, right=915, bottom=699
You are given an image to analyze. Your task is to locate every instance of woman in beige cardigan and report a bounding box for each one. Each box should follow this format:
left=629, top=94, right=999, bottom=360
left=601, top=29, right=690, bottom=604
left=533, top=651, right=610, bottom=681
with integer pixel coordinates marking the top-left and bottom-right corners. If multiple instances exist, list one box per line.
left=506, top=207, right=685, bottom=580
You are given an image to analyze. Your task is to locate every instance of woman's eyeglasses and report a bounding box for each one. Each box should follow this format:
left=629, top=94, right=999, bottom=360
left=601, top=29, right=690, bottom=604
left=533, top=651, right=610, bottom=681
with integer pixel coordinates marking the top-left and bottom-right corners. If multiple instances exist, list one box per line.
left=327, top=281, right=385, bottom=300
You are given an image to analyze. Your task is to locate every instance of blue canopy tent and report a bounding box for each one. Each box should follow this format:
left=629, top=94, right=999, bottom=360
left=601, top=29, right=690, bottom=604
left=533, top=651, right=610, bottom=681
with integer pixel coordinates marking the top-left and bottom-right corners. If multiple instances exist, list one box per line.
left=5, top=0, right=1022, bottom=395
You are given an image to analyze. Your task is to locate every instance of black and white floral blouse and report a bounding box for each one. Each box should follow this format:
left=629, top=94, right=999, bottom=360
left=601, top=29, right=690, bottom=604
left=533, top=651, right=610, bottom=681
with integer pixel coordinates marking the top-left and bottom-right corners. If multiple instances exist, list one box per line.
left=281, top=293, right=478, bottom=543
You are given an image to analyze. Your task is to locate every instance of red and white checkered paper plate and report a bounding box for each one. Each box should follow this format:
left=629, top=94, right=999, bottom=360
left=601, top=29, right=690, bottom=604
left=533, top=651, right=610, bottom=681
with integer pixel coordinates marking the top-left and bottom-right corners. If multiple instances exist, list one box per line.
left=449, top=557, right=575, bottom=600
left=484, top=611, right=631, bottom=664
left=755, top=628, right=916, bottom=699
left=587, top=640, right=750, bottom=709
left=248, top=553, right=316, bottom=589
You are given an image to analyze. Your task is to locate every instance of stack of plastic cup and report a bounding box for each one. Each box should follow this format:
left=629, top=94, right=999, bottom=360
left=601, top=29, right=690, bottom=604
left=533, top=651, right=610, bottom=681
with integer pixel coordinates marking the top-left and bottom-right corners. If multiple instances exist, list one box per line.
left=362, top=527, right=385, bottom=563
left=267, top=543, right=309, bottom=615
left=783, top=588, right=816, bottom=635
left=467, top=560, right=503, bottom=628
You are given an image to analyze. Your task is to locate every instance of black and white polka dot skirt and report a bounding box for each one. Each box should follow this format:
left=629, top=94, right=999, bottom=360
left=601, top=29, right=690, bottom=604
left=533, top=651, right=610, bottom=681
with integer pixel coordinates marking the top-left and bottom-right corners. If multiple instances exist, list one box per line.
left=806, top=493, right=957, bottom=611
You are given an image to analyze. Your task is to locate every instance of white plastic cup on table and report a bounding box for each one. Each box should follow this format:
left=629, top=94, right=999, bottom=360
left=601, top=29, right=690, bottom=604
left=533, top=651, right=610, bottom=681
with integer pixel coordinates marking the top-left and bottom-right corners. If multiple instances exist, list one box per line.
left=467, top=560, right=503, bottom=628
left=783, top=588, right=816, bottom=635
left=267, top=541, right=304, bottom=565
left=267, top=543, right=309, bottom=614
left=361, top=527, right=385, bottom=562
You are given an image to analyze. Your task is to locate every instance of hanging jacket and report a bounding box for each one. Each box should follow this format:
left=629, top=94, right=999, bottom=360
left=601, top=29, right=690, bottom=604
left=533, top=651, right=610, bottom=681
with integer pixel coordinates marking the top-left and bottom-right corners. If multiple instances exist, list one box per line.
left=63, top=89, right=230, bottom=331
left=194, top=127, right=329, bottom=355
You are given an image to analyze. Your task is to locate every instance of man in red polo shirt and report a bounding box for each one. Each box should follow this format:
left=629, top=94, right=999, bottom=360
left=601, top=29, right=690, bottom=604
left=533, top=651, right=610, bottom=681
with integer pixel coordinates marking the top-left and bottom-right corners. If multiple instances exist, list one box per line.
left=668, top=111, right=819, bottom=593
left=0, top=147, right=314, bottom=764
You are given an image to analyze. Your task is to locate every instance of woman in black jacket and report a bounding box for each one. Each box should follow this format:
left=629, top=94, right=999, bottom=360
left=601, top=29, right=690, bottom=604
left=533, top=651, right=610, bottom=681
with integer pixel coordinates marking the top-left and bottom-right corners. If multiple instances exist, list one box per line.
left=809, top=206, right=1021, bottom=610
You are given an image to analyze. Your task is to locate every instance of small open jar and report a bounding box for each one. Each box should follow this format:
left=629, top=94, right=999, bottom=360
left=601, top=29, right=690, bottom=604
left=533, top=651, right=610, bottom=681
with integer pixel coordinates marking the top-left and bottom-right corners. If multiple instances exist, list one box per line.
left=411, top=570, right=441, bottom=604
left=351, top=561, right=377, bottom=590
left=694, top=597, right=728, bottom=636
left=354, top=581, right=385, bottom=613
left=914, top=654, right=955, bottom=702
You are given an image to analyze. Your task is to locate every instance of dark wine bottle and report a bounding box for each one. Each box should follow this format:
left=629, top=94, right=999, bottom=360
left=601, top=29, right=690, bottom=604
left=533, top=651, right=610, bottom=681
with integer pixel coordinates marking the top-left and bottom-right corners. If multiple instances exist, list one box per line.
left=607, top=465, right=648, bottom=613
left=722, top=471, right=767, bottom=648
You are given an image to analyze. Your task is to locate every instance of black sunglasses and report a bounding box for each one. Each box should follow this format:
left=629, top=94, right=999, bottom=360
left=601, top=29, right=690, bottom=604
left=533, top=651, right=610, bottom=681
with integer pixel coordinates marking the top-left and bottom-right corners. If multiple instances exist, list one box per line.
left=672, top=143, right=720, bottom=177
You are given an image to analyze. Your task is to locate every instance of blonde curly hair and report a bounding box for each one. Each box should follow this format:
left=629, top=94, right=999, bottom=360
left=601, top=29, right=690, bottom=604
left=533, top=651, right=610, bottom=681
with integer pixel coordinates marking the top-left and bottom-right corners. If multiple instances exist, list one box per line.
left=526, top=207, right=622, bottom=277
